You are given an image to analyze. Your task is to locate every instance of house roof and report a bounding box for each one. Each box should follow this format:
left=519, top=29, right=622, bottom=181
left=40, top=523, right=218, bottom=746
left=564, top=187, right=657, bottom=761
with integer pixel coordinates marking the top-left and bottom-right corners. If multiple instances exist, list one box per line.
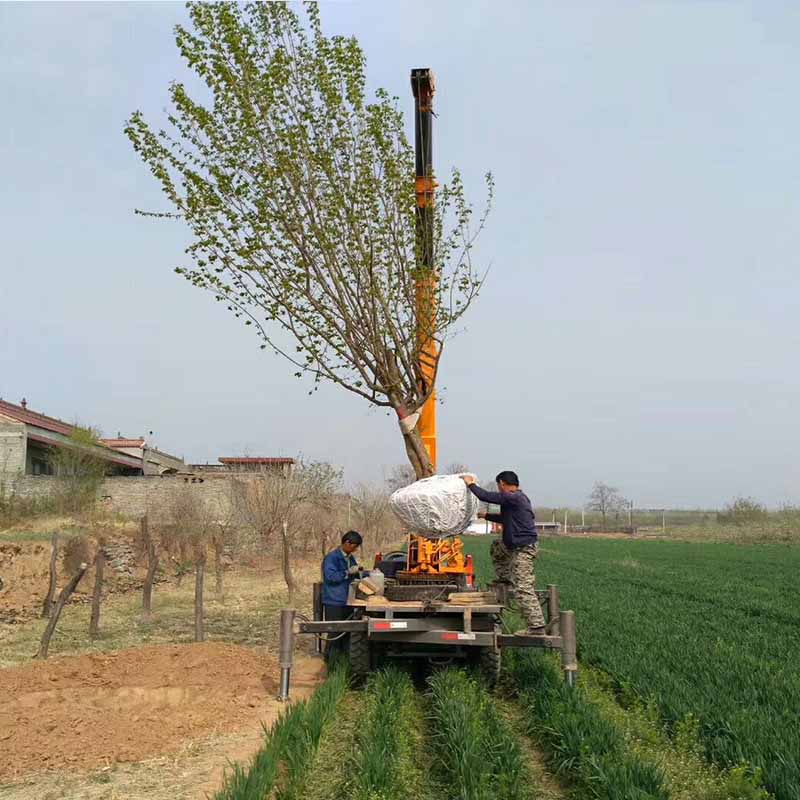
left=100, top=438, right=146, bottom=448
left=0, top=399, right=74, bottom=436
left=218, top=457, right=295, bottom=465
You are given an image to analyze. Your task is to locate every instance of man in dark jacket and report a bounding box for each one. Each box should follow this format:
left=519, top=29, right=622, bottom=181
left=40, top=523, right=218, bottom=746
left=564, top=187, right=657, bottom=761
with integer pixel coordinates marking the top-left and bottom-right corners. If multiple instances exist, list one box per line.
left=321, top=530, right=364, bottom=660
left=462, top=471, right=546, bottom=635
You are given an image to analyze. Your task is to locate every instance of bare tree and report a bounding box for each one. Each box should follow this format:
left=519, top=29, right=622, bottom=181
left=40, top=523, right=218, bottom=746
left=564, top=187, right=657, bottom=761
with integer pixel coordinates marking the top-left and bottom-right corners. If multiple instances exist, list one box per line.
left=587, top=482, right=627, bottom=529
left=386, top=464, right=417, bottom=493
left=126, top=3, right=492, bottom=480
left=444, top=462, right=470, bottom=476
left=47, top=426, right=108, bottom=513
left=158, top=488, right=218, bottom=641
left=351, top=484, right=403, bottom=556
left=235, top=462, right=342, bottom=598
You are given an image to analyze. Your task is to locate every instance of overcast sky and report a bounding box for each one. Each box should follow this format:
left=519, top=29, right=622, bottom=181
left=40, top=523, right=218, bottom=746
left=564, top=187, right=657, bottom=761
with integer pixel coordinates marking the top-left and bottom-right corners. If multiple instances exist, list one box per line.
left=1, top=1, right=798, bottom=507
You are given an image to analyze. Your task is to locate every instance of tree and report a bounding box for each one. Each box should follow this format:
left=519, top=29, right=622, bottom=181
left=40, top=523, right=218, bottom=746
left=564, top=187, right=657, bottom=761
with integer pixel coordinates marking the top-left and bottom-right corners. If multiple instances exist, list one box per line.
left=444, top=462, right=470, bottom=476
left=234, top=461, right=342, bottom=597
left=586, top=482, right=626, bottom=528
left=48, top=426, right=107, bottom=513
left=386, top=464, right=416, bottom=493
left=158, top=488, right=218, bottom=641
left=351, top=483, right=403, bottom=555
left=126, top=3, right=492, bottom=480
left=717, top=496, right=768, bottom=526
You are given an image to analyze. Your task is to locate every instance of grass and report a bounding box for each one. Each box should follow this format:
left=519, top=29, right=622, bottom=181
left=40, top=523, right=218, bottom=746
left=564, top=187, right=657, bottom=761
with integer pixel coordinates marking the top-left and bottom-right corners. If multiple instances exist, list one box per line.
left=213, top=663, right=349, bottom=800
left=505, top=648, right=670, bottom=800
left=345, top=666, right=436, bottom=800
left=464, top=535, right=791, bottom=799
left=0, top=567, right=316, bottom=667
left=427, top=668, right=536, bottom=800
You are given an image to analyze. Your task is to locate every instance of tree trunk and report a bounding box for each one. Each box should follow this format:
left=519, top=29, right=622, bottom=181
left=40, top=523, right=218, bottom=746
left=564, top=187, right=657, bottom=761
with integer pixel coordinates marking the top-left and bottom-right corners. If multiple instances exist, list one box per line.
left=281, top=521, right=296, bottom=600
left=213, top=540, right=224, bottom=599
left=403, top=426, right=434, bottom=479
left=89, top=550, right=105, bottom=638
left=41, top=533, right=59, bottom=618
left=142, top=541, right=158, bottom=616
left=36, top=562, right=89, bottom=659
left=194, top=556, right=205, bottom=642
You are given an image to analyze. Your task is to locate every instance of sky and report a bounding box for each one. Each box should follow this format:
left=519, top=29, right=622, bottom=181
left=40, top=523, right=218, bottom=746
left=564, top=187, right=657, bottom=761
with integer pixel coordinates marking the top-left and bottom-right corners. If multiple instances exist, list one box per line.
left=1, top=1, right=799, bottom=508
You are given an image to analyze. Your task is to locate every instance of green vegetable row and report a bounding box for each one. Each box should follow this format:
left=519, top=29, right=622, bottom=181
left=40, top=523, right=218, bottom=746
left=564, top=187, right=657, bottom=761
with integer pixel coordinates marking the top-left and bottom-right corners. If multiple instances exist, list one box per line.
left=464, top=536, right=796, bottom=800
left=213, top=663, right=349, bottom=800
left=427, top=668, right=534, bottom=800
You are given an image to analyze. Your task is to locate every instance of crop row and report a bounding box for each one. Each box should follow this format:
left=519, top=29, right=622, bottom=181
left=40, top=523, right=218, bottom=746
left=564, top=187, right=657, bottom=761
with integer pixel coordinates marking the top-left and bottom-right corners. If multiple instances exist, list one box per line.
left=464, top=536, right=797, bottom=800
left=213, top=663, right=349, bottom=800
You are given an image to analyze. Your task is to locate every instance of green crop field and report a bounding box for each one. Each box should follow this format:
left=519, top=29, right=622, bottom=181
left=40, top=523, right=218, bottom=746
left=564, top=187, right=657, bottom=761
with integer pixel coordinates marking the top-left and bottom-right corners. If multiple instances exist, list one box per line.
left=463, top=535, right=800, bottom=800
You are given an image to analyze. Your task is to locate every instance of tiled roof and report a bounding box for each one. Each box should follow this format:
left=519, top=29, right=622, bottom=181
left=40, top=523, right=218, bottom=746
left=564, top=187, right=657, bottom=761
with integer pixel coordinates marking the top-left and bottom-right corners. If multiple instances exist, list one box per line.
left=100, top=438, right=145, bottom=448
left=218, top=457, right=295, bottom=465
left=0, top=399, right=74, bottom=436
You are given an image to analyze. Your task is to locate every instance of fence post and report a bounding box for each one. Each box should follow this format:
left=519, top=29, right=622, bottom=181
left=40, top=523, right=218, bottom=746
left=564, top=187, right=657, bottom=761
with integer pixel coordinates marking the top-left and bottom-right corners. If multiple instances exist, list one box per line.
left=277, top=608, right=296, bottom=701
left=560, top=610, right=578, bottom=687
left=312, top=582, right=323, bottom=655
left=547, top=584, right=560, bottom=636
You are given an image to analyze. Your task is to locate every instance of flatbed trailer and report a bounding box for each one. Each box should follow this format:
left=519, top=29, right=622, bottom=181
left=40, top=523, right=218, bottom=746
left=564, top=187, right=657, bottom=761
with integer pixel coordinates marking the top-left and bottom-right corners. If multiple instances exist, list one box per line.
left=277, top=584, right=577, bottom=699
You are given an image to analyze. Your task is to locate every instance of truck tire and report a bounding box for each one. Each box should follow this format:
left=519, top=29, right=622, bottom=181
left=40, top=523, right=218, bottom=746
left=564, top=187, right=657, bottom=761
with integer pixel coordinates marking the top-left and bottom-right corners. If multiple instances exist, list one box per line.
left=349, top=632, right=371, bottom=683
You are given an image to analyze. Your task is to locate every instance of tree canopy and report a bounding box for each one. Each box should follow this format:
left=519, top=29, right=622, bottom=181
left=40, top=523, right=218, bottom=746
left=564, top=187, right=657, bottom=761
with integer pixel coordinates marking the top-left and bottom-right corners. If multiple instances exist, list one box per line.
left=126, top=2, right=491, bottom=477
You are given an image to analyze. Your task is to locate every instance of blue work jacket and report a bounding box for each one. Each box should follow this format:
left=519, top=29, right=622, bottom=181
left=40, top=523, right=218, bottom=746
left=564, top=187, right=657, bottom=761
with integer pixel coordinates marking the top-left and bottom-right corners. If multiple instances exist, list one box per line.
left=321, top=548, right=359, bottom=606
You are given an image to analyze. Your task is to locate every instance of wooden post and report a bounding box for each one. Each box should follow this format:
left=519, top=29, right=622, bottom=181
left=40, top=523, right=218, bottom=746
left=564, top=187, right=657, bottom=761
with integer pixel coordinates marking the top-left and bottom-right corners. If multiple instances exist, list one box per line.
left=36, top=563, right=89, bottom=659
left=281, top=520, right=296, bottom=599
left=142, top=541, right=158, bottom=616
left=194, top=555, right=205, bottom=642
left=560, top=610, right=578, bottom=687
left=547, top=584, right=560, bottom=637
left=89, top=550, right=105, bottom=638
left=41, top=532, right=59, bottom=618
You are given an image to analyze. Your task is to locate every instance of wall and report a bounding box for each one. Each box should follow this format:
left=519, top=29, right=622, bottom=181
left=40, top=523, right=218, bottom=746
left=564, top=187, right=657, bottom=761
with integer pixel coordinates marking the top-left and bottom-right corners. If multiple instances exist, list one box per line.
left=0, top=418, right=26, bottom=482
left=8, top=473, right=240, bottom=519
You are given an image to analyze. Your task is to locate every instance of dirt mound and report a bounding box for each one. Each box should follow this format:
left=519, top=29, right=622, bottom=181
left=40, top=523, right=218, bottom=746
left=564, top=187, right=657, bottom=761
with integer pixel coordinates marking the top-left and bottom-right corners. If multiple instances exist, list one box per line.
left=0, top=642, right=282, bottom=779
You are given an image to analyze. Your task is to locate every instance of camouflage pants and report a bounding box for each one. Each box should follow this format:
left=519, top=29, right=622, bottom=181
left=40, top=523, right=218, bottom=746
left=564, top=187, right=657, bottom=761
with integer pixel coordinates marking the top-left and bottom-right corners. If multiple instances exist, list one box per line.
left=492, top=539, right=545, bottom=629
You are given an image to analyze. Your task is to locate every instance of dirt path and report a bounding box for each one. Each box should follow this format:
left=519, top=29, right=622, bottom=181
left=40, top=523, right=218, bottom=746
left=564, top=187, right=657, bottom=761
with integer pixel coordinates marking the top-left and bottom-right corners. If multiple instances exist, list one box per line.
left=0, top=644, right=325, bottom=799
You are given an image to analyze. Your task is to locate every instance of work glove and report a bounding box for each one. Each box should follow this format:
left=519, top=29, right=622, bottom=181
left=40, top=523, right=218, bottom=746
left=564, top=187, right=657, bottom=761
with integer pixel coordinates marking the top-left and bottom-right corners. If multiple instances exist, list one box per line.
left=347, top=564, right=361, bottom=576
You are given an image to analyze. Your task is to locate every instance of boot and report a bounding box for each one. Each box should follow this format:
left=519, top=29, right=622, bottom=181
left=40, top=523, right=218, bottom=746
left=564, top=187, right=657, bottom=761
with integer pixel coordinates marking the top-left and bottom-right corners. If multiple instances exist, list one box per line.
left=514, top=625, right=547, bottom=636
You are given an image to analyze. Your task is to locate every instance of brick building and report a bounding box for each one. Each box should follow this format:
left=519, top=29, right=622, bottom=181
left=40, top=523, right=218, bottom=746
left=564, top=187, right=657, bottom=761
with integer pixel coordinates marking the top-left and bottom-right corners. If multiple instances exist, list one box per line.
left=0, top=398, right=141, bottom=478
left=99, top=438, right=185, bottom=475
left=190, top=456, right=295, bottom=476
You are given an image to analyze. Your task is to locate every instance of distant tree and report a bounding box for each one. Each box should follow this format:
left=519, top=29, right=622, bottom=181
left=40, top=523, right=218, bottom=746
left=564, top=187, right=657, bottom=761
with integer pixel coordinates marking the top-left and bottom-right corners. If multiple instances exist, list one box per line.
left=587, top=482, right=626, bottom=528
left=126, top=2, right=492, bottom=481
left=717, top=496, right=768, bottom=526
left=386, top=464, right=417, bottom=493
left=159, top=488, right=218, bottom=641
left=351, top=484, right=403, bottom=554
left=235, top=461, right=342, bottom=597
left=444, top=462, right=470, bottom=476
left=48, top=426, right=107, bottom=513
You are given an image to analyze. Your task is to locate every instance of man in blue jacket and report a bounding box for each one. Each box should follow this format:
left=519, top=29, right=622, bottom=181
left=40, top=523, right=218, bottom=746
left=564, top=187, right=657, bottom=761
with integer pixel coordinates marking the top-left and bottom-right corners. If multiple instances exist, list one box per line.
left=321, top=530, right=364, bottom=660
left=462, top=471, right=546, bottom=635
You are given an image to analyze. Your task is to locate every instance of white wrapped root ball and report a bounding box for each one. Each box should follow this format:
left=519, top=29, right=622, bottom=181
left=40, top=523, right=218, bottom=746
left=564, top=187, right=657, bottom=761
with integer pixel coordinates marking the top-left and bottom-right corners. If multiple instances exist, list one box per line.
left=389, top=473, right=479, bottom=538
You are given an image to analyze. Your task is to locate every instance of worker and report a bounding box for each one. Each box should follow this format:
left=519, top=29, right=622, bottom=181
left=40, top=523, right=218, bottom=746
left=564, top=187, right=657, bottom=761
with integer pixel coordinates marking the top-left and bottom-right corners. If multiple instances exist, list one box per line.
left=321, top=530, right=364, bottom=660
left=461, top=471, right=547, bottom=635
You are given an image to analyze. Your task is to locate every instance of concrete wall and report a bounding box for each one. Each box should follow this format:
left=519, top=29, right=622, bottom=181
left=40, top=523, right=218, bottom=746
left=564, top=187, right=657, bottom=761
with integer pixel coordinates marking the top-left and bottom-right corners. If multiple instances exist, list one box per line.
left=0, top=418, right=26, bottom=482
left=9, top=473, right=239, bottom=519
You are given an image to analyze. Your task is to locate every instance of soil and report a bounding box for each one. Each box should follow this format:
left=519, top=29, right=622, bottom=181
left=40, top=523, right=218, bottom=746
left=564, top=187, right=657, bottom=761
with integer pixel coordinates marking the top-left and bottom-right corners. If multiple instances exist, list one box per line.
left=0, top=539, right=147, bottom=626
left=0, top=642, right=324, bottom=781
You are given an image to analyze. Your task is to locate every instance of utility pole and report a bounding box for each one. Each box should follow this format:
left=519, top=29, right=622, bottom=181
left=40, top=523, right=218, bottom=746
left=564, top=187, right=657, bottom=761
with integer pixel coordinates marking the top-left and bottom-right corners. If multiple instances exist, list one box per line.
left=412, top=68, right=438, bottom=471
